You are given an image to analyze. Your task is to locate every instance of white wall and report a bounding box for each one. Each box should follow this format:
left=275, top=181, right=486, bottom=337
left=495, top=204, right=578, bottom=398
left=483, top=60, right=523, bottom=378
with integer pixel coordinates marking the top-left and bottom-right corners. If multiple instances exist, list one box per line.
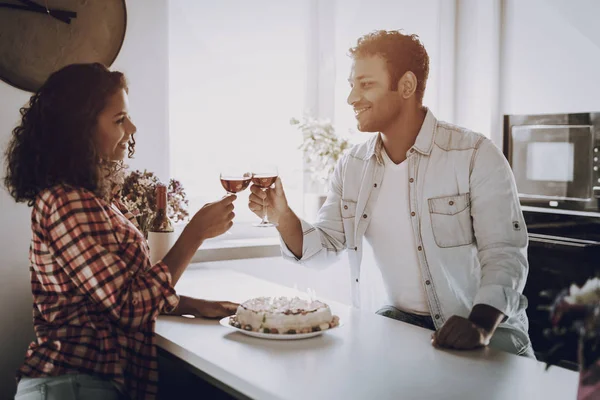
left=454, top=0, right=503, bottom=144
left=0, top=1, right=169, bottom=397
left=113, top=1, right=170, bottom=182
left=501, top=0, right=600, bottom=116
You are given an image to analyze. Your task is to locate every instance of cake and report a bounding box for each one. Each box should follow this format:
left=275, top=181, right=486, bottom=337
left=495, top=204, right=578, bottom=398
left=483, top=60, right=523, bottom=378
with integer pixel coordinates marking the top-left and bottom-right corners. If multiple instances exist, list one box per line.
left=229, top=296, right=340, bottom=334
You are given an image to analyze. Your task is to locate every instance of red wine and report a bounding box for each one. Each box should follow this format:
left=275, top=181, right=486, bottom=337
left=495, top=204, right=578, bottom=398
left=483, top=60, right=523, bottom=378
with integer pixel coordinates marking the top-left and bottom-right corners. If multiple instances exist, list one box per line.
left=251, top=174, right=277, bottom=189
left=221, top=177, right=251, bottom=193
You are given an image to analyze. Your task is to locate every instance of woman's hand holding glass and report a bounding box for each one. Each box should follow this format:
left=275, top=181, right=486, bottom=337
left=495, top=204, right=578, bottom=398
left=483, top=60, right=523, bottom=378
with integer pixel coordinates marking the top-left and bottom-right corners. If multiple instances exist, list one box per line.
left=218, top=169, right=251, bottom=234
left=188, top=195, right=237, bottom=241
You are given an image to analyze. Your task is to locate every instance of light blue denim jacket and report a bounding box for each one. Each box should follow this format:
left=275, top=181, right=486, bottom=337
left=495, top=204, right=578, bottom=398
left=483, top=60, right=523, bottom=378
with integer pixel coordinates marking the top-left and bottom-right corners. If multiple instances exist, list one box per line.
left=281, top=109, right=530, bottom=344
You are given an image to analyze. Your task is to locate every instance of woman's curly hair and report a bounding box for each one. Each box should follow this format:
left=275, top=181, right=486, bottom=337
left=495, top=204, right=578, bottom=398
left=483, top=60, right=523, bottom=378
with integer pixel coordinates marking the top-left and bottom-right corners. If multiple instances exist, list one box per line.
left=349, top=30, right=430, bottom=103
left=4, top=62, right=135, bottom=206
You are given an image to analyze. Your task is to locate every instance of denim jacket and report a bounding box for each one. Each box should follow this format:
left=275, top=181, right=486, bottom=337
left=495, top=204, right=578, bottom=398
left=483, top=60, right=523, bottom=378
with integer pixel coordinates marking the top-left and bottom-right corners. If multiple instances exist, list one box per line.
left=280, top=109, right=530, bottom=342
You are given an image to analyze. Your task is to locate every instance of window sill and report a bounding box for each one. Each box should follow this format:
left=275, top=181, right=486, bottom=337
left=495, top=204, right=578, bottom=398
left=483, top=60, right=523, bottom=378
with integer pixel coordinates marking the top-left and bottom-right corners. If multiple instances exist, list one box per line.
left=172, top=221, right=281, bottom=263
left=190, top=236, right=281, bottom=263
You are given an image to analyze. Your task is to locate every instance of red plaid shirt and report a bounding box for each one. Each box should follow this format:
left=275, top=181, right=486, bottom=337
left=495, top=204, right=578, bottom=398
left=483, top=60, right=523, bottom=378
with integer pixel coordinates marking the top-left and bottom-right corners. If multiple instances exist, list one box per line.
left=18, top=184, right=180, bottom=399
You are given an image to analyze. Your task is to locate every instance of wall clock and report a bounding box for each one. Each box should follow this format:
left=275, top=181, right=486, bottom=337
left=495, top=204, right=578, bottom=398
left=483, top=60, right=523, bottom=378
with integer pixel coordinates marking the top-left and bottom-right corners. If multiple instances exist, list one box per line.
left=0, top=0, right=127, bottom=92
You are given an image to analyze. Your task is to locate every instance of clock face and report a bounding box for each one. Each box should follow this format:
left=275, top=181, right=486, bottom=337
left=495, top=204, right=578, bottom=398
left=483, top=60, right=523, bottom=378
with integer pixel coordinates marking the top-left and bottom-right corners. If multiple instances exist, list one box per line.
left=0, top=0, right=127, bottom=92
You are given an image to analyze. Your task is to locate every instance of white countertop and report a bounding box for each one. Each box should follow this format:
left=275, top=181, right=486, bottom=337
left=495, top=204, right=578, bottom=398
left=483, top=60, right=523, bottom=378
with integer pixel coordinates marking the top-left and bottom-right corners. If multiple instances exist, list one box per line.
left=156, top=263, right=579, bottom=400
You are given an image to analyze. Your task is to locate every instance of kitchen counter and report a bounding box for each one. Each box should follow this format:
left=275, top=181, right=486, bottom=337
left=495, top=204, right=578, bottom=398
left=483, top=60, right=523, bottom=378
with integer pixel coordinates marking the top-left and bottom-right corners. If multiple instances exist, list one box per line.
left=156, top=261, right=579, bottom=400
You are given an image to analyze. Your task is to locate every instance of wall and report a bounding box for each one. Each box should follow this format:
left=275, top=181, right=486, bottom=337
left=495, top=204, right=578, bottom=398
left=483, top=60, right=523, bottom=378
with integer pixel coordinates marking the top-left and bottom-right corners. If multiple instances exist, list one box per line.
left=501, top=0, right=600, bottom=116
left=0, top=84, right=32, bottom=397
left=453, top=0, right=503, bottom=144
left=0, top=1, right=169, bottom=397
left=112, top=1, right=170, bottom=182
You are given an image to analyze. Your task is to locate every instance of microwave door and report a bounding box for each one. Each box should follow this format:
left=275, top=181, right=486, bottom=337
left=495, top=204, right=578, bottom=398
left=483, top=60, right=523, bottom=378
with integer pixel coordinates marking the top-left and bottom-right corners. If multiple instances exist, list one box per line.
left=511, top=125, right=594, bottom=202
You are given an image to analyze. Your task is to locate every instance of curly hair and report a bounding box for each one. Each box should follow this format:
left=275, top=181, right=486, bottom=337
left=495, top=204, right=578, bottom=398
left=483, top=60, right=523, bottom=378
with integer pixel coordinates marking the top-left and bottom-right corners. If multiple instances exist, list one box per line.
left=4, top=62, right=135, bottom=206
left=349, top=30, right=430, bottom=103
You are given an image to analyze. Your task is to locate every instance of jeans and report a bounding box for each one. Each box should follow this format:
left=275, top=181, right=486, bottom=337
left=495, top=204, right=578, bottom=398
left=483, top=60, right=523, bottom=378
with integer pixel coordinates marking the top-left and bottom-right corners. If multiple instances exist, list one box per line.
left=15, top=374, right=122, bottom=400
left=376, top=305, right=536, bottom=359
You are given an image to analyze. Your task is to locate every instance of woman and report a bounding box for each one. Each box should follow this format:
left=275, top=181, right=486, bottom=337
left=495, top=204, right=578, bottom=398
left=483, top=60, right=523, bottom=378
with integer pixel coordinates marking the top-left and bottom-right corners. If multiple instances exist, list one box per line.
left=5, top=63, right=238, bottom=399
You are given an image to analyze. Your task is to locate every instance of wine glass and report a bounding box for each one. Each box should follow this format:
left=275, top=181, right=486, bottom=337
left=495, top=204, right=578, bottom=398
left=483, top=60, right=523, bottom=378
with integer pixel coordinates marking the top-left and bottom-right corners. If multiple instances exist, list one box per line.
left=251, top=165, right=278, bottom=227
left=219, top=169, right=251, bottom=234
left=220, top=170, right=252, bottom=196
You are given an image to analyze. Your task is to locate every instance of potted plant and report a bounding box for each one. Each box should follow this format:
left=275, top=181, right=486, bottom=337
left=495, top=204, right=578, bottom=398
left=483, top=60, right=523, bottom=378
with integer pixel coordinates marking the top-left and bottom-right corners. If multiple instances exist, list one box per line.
left=290, top=115, right=351, bottom=220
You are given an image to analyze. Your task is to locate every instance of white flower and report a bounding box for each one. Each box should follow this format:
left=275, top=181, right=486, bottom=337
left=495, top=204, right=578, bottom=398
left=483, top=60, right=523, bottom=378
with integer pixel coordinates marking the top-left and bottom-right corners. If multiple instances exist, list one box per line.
left=565, top=278, right=600, bottom=305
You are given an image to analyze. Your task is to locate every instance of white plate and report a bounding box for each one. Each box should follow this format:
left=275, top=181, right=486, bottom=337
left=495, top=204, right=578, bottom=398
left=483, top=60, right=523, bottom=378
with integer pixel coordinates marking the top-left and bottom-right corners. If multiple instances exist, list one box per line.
left=219, top=316, right=342, bottom=340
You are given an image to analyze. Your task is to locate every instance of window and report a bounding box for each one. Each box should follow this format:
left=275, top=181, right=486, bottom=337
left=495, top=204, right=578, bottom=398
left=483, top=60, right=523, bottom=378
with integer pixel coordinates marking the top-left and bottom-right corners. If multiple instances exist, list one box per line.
left=168, top=2, right=308, bottom=236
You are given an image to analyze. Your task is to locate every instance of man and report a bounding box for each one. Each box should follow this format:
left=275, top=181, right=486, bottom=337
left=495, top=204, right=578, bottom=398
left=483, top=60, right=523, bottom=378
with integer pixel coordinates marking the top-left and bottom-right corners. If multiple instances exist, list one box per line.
left=249, top=30, right=533, bottom=357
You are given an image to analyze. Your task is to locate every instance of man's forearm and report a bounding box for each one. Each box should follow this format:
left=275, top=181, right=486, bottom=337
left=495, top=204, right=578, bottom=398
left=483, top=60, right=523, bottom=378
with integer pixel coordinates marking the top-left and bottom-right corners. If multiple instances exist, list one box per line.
left=468, top=303, right=504, bottom=336
left=276, top=208, right=303, bottom=259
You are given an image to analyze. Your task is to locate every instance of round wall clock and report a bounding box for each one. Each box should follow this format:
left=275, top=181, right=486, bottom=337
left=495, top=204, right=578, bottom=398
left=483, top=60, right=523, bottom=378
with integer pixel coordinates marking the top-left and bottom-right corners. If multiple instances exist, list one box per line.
left=0, top=0, right=127, bottom=92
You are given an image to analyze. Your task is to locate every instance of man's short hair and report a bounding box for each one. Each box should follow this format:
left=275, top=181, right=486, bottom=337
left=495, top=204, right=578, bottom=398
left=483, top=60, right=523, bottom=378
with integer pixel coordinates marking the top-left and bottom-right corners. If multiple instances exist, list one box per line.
left=349, top=30, right=429, bottom=103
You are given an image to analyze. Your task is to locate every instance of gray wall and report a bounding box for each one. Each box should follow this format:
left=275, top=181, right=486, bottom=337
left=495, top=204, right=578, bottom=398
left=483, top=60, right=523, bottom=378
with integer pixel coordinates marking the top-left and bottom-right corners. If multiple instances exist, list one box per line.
left=0, top=1, right=169, bottom=397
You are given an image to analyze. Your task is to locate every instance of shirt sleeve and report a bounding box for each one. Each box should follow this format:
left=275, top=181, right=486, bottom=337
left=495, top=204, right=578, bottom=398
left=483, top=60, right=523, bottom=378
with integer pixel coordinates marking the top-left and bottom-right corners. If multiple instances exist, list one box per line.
left=470, top=138, right=529, bottom=320
left=42, top=189, right=179, bottom=329
left=279, top=155, right=348, bottom=268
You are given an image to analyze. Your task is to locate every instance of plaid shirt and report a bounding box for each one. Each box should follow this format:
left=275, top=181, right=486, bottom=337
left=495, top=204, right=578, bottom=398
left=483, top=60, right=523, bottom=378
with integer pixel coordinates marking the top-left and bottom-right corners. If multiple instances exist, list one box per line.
left=17, top=184, right=180, bottom=399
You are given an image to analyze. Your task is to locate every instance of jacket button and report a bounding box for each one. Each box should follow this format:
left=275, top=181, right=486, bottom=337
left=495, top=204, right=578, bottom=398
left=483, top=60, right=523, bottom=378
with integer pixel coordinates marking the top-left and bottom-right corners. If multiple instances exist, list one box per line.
left=425, top=280, right=431, bottom=285
left=344, top=205, right=348, bottom=210
left=373, top=183, right=378, bottom=188
left=449, top=201, right=454, bottom=206
left=354, top=247, right=358, bottom=251
left=362, top=214, right=368, bottom=219
left=409, top=178, right=414, bottom=183
left=434, top=314, right=440, bottom=320
left=410, top=212, right=415, bottom=217
left=417, top=246, right=422, bottom=251
left=355, top=278, right=359, bottom=283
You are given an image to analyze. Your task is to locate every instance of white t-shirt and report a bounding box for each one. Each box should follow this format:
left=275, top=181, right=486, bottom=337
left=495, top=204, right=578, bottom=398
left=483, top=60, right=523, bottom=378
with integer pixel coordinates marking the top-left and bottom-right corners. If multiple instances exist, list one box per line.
left=363, top=149, right=430, bottom=315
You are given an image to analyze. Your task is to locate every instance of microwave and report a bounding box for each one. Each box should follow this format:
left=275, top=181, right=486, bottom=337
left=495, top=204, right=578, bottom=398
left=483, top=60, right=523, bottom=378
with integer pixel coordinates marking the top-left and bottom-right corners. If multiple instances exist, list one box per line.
left=503, top=112, right=600, bottom=213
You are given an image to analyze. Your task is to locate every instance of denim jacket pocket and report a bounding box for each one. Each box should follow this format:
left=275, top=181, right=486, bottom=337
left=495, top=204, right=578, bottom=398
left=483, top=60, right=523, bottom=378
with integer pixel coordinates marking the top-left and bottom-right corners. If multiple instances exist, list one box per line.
left=341, top=199, right=357, bottom=249
left=428, top=193, right=474, bottom=248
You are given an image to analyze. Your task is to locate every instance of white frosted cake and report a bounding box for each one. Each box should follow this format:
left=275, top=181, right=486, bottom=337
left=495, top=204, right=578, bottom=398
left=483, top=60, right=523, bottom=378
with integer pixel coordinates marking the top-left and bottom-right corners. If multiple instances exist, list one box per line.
left=229, top=296, right=340, bottom=334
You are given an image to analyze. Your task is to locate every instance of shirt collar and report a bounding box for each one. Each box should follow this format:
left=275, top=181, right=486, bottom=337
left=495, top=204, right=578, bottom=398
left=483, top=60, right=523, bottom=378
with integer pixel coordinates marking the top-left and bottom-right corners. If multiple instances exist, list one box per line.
left=366, top=108, right=437, bottom=164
